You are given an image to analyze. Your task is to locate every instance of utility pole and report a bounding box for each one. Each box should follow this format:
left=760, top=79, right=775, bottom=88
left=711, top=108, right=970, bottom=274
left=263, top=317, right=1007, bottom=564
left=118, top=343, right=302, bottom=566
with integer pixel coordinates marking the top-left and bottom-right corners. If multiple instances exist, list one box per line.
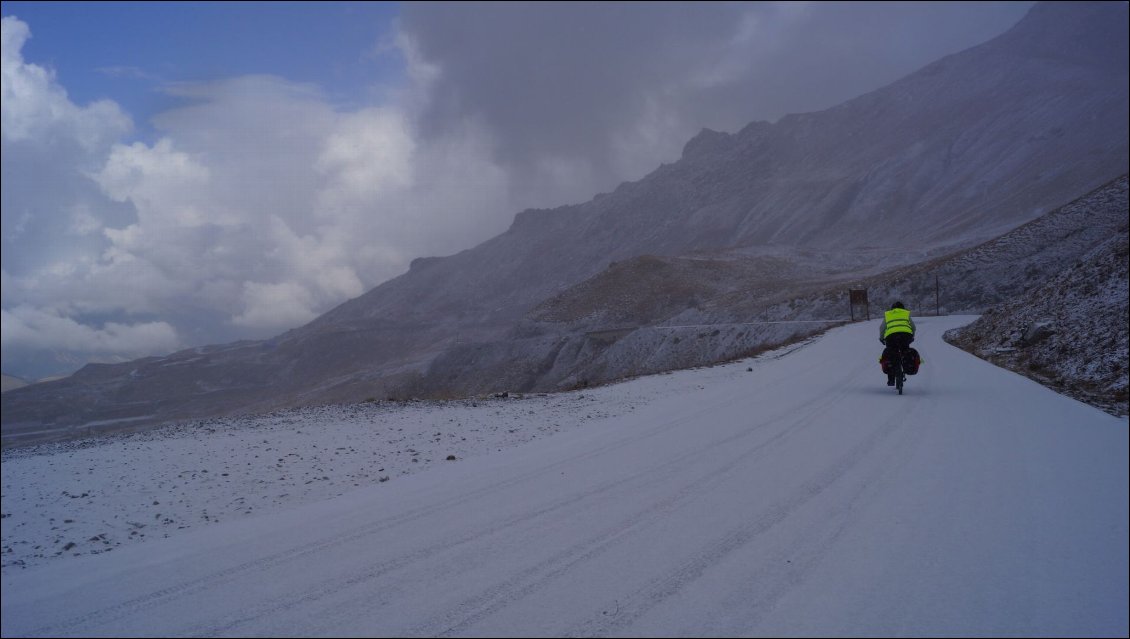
left=935, top=273, right=940, bottom=316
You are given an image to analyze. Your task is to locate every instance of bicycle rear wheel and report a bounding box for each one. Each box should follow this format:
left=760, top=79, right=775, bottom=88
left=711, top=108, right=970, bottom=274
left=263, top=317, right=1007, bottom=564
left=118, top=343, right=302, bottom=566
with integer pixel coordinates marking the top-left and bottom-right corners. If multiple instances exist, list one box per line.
left=893, top=349, right=906, bottom=394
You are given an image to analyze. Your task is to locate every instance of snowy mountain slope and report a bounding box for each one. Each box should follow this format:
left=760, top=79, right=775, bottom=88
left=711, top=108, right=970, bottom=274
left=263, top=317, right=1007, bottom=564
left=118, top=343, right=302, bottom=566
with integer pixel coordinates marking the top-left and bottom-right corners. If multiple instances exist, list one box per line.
left=945, top=225, right=1129, bottom=416
left=2, top=316, right=1126, bottom=637
left=3, top=1, right=1127, bottom=438
left=1, top=374, right=29, bottom=393
left=409, top=175, right=1129, bottom=401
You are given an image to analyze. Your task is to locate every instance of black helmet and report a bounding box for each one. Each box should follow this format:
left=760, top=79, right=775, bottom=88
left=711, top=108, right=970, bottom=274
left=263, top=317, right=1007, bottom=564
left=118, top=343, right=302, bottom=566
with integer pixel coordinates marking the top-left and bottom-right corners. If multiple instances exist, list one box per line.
left=891, top=301, right=905, bottom=309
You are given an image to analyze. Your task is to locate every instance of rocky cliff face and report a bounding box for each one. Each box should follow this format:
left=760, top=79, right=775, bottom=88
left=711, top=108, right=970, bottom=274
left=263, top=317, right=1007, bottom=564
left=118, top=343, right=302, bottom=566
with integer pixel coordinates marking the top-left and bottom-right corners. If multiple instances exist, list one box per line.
left=4, top=2, right=1128, bottom=443
left=943, top=211, right=1129, bottom=416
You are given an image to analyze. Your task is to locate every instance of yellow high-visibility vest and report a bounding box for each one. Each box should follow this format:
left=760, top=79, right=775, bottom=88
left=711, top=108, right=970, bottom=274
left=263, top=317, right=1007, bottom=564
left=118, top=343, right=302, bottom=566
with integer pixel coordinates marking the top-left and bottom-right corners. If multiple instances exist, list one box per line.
left=882, top=308, right=914, bottom=339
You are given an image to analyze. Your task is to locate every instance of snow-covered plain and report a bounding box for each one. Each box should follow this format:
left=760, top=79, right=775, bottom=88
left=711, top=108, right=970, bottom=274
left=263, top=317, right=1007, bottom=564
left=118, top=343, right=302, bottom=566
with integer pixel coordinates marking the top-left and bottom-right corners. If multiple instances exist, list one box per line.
left=2, top=316, right=1127, bottom=637
left=2, top=380, right=670, bottom=573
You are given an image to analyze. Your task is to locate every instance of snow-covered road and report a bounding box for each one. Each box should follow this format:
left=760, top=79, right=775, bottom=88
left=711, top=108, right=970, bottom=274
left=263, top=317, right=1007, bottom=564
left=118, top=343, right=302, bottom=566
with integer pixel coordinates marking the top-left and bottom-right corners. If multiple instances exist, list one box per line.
left=2, top=316, right=1127, bottom=637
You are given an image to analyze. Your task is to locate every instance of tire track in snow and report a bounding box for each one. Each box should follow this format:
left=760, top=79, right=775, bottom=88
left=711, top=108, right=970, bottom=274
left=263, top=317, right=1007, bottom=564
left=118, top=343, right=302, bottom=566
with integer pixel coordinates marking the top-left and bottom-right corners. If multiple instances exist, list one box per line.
left=397, top=350, right=876, bottom=636
left=563, top=396, right=923, bottom=637
left=409, top=386, right=856, bottom=637
left=694, top=397, right=934, bottom=636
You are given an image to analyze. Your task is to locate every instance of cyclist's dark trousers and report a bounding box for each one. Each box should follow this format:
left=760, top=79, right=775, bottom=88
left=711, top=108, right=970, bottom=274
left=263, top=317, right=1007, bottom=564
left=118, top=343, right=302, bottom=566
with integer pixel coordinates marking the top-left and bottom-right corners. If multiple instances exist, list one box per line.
left=883, top=332, right=914, bottom=382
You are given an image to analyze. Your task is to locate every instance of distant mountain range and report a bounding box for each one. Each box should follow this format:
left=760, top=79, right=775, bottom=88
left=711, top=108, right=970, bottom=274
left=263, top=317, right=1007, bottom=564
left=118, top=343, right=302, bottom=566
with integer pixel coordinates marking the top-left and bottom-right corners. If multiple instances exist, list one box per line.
left=1, top=375, right=29, bottom=394
left=3, top=1, right=1128, bottom=445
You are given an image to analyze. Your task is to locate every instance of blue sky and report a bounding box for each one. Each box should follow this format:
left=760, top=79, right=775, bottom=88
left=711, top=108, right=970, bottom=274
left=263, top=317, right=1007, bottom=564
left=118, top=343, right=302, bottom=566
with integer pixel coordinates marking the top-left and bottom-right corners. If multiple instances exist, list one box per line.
left=2, top=1, right=404, bottom=140
left=1, top=1, right=1034, bottom=380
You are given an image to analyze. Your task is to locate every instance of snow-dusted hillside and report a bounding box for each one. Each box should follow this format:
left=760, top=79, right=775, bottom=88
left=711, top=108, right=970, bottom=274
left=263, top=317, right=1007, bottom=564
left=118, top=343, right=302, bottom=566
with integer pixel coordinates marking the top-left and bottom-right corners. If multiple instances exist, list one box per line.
left=945, top=227, right=1129, bottom=416
left=2, top=316, right=1126, bottom=636
left=413, top=175, right=1129, bottom=402
left=1, top=375, right=29, bottom=393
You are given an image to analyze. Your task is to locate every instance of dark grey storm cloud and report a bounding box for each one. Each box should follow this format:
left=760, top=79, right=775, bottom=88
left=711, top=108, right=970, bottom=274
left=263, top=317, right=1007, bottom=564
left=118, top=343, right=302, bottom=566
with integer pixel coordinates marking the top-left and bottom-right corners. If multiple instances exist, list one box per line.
left=401, top=1, right=1035, bottom=198
left=403, top=3, right=739, bottom=166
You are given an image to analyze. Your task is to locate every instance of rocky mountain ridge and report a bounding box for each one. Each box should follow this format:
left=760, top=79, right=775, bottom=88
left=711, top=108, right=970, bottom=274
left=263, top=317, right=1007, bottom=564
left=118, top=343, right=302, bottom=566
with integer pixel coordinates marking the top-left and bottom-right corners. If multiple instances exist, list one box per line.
left=399, top=175, right=1128, bottom=399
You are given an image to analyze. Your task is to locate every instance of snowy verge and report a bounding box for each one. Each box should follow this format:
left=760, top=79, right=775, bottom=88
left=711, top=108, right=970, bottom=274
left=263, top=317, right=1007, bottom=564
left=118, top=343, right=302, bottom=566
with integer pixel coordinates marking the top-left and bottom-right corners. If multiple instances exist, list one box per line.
left=1, top=335, right=817, bottom=574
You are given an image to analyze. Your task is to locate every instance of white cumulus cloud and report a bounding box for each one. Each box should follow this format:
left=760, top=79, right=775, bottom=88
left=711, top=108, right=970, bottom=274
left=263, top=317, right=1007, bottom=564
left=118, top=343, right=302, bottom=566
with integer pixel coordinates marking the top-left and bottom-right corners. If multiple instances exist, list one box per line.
left=316, top=107, right=416, bottom=206
left=94, top=138, right=212, bottom=227
left=1, top=16, right=131, bottom=149
left=0, top=305, right=180, bottom=356
left=231, top=281, right=319, bottom=330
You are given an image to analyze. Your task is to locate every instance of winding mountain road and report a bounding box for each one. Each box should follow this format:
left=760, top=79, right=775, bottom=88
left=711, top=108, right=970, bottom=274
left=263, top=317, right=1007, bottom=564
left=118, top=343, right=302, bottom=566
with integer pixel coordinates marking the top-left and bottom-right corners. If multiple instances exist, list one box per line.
left=3, top=316, right=1126, bottom=637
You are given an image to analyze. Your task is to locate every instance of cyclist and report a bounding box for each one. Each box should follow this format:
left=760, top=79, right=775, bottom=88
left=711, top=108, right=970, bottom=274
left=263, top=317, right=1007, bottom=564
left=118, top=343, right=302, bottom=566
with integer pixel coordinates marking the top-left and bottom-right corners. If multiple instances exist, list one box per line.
left=879, top=301, right=916, bottom=386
